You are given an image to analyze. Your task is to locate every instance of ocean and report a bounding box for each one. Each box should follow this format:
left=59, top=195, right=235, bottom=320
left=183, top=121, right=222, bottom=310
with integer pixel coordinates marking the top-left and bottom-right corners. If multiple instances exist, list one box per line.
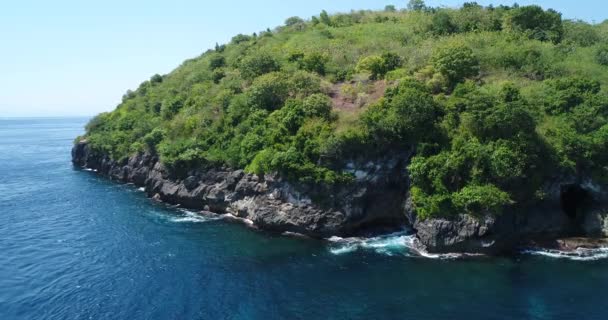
left=1, top=117, right=607, bottom=320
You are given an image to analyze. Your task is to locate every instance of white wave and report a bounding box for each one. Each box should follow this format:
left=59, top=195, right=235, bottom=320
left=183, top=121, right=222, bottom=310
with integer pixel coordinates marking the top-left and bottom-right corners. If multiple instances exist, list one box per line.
left=327, top=231, right=486, bottom=259
left=282, top=231, right=308, bottom=238
left=169, top=210, right=221, bottom=223
left=219, top=213, right=255, bottom=226
left=137, top=187, right=145, bottom=192
left=327, top=231, right=418, bottom=257
left=522, top=247, right=608, bottom=261
left=83, top=168, right=97, bottom=172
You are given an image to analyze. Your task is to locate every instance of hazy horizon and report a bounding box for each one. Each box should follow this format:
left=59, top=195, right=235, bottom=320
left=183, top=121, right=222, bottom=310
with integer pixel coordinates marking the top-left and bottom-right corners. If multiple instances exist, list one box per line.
left=1, top=0, right=605, bottom=118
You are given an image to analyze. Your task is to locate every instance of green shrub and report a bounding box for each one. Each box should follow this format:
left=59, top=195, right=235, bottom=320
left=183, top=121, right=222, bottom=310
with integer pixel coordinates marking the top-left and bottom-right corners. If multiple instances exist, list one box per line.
left=301, top=52, right=329, bottom=75
left=431, top=43, right=479, bottom=88
left=246, top=73, right=289, bottom=110
left=240, top=52, right=281, bottom=80
left=452, top=184, right=511, bottom=215
left=356, top=52, right=403, bottom=79
left=596, top=45, right=608, bottom=66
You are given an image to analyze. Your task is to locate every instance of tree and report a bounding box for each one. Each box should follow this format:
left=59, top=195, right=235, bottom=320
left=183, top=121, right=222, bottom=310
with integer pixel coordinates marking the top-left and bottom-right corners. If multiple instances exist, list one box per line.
left=285, top=16, right=304, bottom=26
left=430, top=11, right=457, bottom=35
left=320, top=10, right=332, bottom=26
left=385, top=5, right=397, bottom=12
left=407, top=0, right=426, bottom=11
left=431, top=43, right=479, bottom=88
left=563, top=20, right=600, bottom=47
left=504, top=5, right=564, bottom=43
left=208, top=54, right=225, bottom=70
left=150, top=74, right=163, bottom=84
left=231, top=34, right=253, bottom=44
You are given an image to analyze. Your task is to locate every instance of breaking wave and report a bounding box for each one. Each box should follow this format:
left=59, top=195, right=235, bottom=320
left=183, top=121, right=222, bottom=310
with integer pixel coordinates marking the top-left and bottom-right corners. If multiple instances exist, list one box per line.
left=168, top=210, right=222, bottom=223
left=327, top=231, right=421, bottom=257
left=521, top=247, right=608, bottom=261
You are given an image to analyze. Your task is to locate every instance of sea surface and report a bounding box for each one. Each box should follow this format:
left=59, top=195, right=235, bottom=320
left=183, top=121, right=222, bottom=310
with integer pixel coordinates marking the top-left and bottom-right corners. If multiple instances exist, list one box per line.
left=1, top=117, right=608, bottom=320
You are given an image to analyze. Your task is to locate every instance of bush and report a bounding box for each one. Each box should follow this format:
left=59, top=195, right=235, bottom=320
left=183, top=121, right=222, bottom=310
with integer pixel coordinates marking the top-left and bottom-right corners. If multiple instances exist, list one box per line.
left=246, top=73, right=289, bottom=110
left=544, top=77, right=601, bottom=114
left=240, top=52, right=281, bottom=80
left=596, top=46, right=608, bottom=66
left=300, top=52, right=330, bottom=75
left=362, top=81, right=442, bottom=146
left=431, top=43, right=479, bottom=88
left=452, top=184, right=511, bottom=215
left=160, top=96, right=185, bottom=120
left=356, top=52, right=403, bottom=79
left=143, top=128, right=166, bottom=151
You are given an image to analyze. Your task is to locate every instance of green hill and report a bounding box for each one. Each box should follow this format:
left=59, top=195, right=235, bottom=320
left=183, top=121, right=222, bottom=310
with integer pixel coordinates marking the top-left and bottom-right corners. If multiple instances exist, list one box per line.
left=79, top=2, right=608, bottom=219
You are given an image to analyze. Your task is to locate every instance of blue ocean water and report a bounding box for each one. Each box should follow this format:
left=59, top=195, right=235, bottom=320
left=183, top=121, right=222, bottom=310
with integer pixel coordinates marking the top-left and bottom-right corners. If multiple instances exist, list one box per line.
left=1, top=117, right=608, bottom=320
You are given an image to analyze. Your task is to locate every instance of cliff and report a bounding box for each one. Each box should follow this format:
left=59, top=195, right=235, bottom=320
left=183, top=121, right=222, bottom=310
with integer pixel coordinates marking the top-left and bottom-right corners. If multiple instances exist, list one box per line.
left=72, top=141, right=413, bottom=238
left=73, top=141, right=608, bottom=254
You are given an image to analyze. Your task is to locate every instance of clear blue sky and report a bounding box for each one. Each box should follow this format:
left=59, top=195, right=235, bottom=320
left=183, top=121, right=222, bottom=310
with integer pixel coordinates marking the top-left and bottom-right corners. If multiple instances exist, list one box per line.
left=0, top=0, right=605, bottom=117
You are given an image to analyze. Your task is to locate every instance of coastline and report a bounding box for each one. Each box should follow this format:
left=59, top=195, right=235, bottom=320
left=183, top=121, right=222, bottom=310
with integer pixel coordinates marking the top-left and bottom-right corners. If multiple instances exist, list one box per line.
left=72, top=141, right=608, bottom=256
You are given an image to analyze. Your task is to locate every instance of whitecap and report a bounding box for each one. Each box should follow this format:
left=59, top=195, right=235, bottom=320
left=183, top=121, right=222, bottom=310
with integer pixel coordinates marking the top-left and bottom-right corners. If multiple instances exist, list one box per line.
left=521, top=247, right=608, bottom=261
left=327, top=231, right=418, bottom=257
left=169, top=210, right=221, bottom=223
left=137, top=187, right=145, bottom=192
left=327, top=231, right=486, bottom=259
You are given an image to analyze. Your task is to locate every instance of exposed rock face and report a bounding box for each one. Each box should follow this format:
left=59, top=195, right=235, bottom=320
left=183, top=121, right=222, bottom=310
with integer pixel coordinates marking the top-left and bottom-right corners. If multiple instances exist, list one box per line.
left=408, top=180, right=608, bottom=254
left=72, top=141, right=412, bottom=238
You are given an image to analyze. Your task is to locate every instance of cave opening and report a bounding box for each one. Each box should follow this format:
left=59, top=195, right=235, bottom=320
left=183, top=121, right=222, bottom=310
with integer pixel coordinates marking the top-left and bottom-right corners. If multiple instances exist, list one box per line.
left=560, top=184, right=589, bottom=219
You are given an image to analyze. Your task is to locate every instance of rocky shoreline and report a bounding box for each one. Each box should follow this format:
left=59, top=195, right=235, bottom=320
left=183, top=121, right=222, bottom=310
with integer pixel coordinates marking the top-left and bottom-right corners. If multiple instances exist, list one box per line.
left=72, top=141, right=608, bottom=255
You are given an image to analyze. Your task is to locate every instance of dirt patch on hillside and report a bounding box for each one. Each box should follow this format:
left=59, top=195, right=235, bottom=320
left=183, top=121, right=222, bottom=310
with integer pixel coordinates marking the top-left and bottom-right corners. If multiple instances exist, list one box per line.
left=329, top=80, right=387, bottom=112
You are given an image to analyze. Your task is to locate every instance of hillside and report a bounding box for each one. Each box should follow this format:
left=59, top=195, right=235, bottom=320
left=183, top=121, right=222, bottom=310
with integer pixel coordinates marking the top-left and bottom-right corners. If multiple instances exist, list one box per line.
left=77, top=1, right=608, bottom=239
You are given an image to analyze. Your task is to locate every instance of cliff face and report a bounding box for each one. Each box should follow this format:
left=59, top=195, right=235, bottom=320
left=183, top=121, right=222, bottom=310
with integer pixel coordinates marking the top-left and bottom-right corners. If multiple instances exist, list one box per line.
left=406, top=182, right=608, bottom=254
left=72, top=141, right=413, bottom=238
left=73, top=141, right=608, bottom=254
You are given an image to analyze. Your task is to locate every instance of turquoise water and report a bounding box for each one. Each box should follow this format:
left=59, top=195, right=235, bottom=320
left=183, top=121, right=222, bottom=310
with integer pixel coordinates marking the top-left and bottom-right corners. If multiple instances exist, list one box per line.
left=1, top=117, right=608, bottom=320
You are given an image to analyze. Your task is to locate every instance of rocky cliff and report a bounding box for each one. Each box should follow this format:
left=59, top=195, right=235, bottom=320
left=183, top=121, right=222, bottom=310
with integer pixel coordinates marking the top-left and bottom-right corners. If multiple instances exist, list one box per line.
left=72, top=141, right=608, bottom=254
left=407, top=181, right=608, bottom=254
left=72, top=141, right=412, bottom=238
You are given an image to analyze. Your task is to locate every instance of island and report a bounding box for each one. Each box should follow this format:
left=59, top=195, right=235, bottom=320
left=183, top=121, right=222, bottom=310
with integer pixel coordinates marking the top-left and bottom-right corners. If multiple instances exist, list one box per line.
left=72, top=1, right=608, bottom=255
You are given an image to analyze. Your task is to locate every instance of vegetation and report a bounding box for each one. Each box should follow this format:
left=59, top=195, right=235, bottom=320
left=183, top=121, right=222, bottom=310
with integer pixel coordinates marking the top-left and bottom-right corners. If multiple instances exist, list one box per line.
left=81, top=2, right=608, bottom=219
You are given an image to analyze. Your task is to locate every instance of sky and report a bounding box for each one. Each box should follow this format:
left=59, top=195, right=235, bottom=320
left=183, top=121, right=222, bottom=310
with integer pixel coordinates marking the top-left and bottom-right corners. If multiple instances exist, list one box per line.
left=0, top=0, right=606, bottom=117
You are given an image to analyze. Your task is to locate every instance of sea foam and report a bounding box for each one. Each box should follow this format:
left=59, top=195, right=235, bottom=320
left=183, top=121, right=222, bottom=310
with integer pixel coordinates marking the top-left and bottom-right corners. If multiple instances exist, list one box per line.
left=327, top=231, right=419, bottom=257
left=521, top=247, right=608, bottom=261
left=169, top=210, right=222, bottom=223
